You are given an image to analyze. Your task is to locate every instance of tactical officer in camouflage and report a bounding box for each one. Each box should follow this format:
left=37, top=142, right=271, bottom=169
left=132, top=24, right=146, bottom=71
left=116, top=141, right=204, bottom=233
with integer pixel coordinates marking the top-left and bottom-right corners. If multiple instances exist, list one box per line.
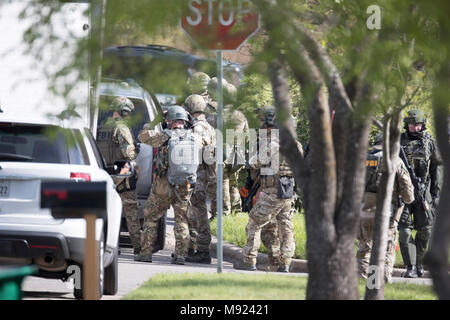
left=223, top=83, right=248, bottom=216
left=183, top=94, right=216, bottom=264
left=96, top=97, right=141, bottom=257
left=137, top=106, right=200, bottom=265
left=189, top=72, right=211, bottom=101
left=398, top=110, right=442, bottom=278
left=234, top=107, right=296, bottom=273
left=204, top=76, right=228, bottom=219
left=357, top=135, right=414, bottom=282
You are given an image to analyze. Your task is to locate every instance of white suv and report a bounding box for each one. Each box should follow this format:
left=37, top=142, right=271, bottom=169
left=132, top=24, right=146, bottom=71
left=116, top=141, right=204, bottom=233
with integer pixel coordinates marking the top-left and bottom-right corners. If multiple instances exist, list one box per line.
left=0, top=113, right=123, bottom=299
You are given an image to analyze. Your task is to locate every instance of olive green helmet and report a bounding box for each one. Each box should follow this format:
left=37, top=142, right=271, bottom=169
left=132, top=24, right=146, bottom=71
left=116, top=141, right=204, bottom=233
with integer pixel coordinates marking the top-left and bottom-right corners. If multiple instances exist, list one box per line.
left=404, top=109, right=426, bottom=124
left=223, top=83, right=237, bottom=104
left=167, top=105, right=189, bottom=122
left=111, top=96, right=134, bottom=116
left=189, top=72, right=210, bottom=94
left=207, top=77, right=228, bottom=101
left=184, top=94, right=207, bottom=114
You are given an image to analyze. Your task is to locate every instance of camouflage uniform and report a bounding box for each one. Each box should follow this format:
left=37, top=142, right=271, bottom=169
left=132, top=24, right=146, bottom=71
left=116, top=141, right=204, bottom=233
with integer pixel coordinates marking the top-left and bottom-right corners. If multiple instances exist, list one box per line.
left=97, top=116, right=141, bottom=252
left=138, top=124, right=199, bottom=263
left=398, top=111, right=442, bottom=277
left=356, top=144, right=415, bottom=282
left=235, top=133, right=296, bottom=272
left=186, top=113, right=216, bottom=261
left=204, top=77, right=228, bottom=218
left=223, top=104, right=249, bottom=215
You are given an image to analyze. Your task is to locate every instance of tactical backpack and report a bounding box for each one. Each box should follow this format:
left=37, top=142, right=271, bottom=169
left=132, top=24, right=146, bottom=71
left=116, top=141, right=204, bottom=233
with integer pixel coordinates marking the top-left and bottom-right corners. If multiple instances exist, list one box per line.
left=167, top=129, right=200, bottom=186
left=365, top=148, right=383, bottom=193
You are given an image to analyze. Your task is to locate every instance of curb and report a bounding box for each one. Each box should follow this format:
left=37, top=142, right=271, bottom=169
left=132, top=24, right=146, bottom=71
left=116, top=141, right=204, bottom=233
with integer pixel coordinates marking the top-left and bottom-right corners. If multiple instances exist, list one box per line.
left=209, top=236, right=431, bottom=278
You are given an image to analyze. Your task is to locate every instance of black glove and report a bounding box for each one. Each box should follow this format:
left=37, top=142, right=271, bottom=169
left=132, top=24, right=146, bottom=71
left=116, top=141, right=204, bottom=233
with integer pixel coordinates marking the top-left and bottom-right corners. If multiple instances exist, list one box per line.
left=134, top=142, right=141, bottom=154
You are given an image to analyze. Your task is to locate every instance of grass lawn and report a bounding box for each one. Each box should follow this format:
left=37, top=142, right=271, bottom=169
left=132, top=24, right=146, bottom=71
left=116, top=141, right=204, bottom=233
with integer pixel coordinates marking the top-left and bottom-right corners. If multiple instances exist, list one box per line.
left=211, top=212, right=407, bottom=268
left=124, top=273, right=437, bottom=300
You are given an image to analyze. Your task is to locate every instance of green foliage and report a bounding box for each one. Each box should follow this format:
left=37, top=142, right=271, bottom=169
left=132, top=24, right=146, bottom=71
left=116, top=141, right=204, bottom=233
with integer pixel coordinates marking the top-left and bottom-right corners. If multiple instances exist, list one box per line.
left=211, top=212, right=307, bottom=260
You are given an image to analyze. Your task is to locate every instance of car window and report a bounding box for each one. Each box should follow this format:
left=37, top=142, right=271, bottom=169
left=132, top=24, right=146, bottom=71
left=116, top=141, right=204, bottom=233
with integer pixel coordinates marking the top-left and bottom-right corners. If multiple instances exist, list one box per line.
left=84, top=128, right=106, bottom=169
left=0, top=124, right=88, bottom=165
left=71, top=129, right=90, bottom=165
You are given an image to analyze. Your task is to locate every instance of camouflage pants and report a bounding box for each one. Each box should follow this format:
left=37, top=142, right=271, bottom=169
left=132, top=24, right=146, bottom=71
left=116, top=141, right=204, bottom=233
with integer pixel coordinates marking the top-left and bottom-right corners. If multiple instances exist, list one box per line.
left=260, top=218, right=281, bottom=267
left=243, top=190, right=295, bottom=266
left=206, top=163, right=217, bottom=219
left=223, top=164, right=243, bottom=215
left=356, top=215, right=398, bottom=281
left=120, top=190, right=141, bottom=251
left=141, top=176, right=193, bottom=258
left=398, top=201, right=434, bottom=266
left=187, top=164, right=211, bottom=253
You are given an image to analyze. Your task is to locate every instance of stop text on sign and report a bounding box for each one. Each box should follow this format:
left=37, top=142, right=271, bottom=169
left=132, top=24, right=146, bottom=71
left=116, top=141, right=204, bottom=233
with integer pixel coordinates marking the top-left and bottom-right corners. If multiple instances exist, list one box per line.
left=180, top=0, right=260, bottom=51
left=186, top=0, right=253, bottom=27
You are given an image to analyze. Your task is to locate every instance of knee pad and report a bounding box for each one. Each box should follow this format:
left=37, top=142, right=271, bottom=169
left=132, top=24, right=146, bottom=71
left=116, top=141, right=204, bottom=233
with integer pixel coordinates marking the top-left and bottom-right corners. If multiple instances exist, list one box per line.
left=416, top=228, right=432, bottom=241
left=398, top=228, right=413, bottom=244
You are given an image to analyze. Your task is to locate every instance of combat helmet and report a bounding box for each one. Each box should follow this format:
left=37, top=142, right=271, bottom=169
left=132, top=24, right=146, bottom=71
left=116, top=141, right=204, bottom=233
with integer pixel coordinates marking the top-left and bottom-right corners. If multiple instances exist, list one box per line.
left=189, top=72, right=210, bottom=94
left=184, top=94, right=207, bottom=114
left=223, top=83, right=237, bottom=105
left=404, top=109, right=426, bottom=124
left=207, top=77, right=228, bottom=101
left=404, top=109, right=426, bottom=133
left=167, top=105, right=189, bottom=122
left=111, top=96, right=135, bottom=116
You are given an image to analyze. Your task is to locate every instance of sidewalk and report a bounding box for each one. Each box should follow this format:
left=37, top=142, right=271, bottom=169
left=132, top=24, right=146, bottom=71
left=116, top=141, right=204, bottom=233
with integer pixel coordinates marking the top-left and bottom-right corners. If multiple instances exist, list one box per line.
left=209, top=234, right=434, bottom=286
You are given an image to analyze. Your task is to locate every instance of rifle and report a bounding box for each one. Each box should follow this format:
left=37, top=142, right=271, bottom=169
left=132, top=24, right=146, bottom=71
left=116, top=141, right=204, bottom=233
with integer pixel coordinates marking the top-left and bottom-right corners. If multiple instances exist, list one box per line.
left=399, top=146, right=432, bottom=222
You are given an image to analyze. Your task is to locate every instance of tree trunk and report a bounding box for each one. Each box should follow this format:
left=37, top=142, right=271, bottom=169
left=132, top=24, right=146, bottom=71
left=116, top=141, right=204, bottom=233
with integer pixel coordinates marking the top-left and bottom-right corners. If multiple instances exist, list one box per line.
left=425, top=63, right=450, bottom=299
left=364, top=113, right=402, bottom=300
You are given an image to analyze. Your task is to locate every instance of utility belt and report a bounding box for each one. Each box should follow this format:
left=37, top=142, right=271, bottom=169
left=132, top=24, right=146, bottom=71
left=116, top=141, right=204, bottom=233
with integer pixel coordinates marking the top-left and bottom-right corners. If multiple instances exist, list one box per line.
left=261, top=175, right=295, bottom=199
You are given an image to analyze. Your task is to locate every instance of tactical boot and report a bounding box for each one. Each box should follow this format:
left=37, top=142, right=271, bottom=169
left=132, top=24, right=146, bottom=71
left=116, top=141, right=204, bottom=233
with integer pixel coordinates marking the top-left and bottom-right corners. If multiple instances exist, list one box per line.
left=185, top=251, right=212, bottom=264
left=171, top=256, right=185, bottom=265
left=134, top=247, right=141, bottom=255
left=403, top=265, right=418, bottom=278
left=135, top=254, right=152, bottom=262
left=417, top=265, right=425, bottom=278
left=233, top=260, right=256, bottom=271
left=277, top=264, right=289, bottom=273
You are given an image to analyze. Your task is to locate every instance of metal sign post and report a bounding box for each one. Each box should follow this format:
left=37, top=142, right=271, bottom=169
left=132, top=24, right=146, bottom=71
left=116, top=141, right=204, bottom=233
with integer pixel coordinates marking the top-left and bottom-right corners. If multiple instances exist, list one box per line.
left=180, top=0, right=261, bottom=274
left=216, top=51, right=224, bottom=273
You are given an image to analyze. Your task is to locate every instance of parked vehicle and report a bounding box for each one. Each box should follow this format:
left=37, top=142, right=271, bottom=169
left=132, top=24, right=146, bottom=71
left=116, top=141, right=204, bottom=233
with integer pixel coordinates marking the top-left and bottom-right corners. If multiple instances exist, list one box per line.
left=0, top=113, right=123, bottom=299
left=102, top=44, right=243, bottom=104
left=97, top=78, right=166, bottom=252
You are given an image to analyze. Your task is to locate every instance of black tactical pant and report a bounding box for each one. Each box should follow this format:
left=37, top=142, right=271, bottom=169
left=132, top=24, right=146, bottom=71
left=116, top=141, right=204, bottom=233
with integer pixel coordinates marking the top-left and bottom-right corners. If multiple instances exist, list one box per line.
left=398, top=200, right=434, bottom=266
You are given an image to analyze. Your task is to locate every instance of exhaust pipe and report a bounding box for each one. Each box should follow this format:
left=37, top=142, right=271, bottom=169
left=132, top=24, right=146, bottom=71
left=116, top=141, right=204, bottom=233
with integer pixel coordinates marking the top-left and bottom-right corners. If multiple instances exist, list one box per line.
left=44, top=254, right=55, bottom=265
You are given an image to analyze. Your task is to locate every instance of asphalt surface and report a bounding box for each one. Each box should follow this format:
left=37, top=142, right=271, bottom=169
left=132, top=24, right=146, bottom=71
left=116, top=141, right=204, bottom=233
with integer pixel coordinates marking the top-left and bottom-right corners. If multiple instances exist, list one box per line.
left=21, top=207, right=432, bottom=300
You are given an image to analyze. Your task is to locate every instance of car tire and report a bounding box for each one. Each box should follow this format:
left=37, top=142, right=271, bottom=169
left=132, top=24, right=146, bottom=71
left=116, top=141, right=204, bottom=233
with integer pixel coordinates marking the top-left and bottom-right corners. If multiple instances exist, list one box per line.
left=74, top=232, right=105, bottom=300
left=103, top=244, right=119, bottom=295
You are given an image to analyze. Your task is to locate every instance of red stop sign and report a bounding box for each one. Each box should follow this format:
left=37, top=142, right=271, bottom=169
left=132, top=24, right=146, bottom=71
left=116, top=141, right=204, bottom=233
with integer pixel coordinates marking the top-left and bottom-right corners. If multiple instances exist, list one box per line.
left=181, top=0, right=260, bottom=51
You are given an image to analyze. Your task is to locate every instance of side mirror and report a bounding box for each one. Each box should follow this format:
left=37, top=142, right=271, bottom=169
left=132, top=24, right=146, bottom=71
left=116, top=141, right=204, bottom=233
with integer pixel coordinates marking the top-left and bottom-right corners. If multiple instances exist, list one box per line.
left=106, top=160, right=135, bottom=177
